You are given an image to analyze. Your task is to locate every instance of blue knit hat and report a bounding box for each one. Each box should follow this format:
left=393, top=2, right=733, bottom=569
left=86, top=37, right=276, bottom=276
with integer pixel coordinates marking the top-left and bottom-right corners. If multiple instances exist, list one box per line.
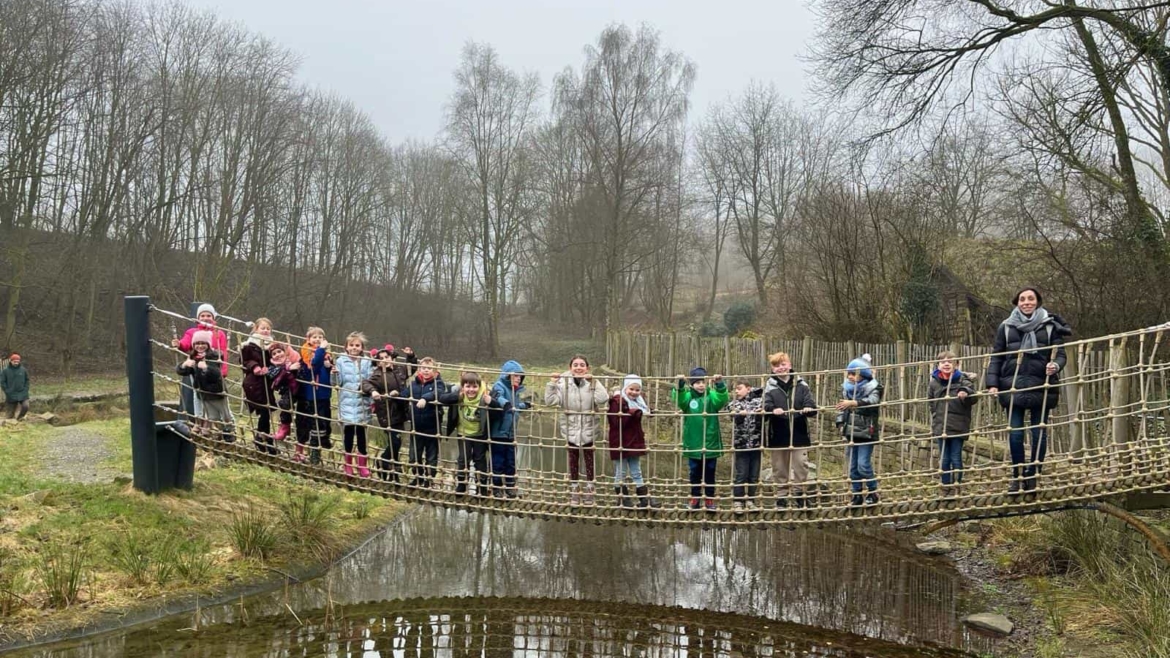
left=846, top=354, right=874, bottom=380
left=688, top=366, right=707, bottom=382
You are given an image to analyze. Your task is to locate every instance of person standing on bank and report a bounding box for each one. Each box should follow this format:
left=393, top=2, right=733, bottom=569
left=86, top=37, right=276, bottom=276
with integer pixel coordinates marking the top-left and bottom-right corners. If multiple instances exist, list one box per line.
left=2, top=353, right=30, bottom=420
left=985, top=287, right=1071, bottom=493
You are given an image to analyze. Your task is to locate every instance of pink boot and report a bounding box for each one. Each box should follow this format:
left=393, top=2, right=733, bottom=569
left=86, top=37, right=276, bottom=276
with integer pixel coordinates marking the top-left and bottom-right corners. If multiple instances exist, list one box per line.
left=357, top=455, right=370, bottom=478
left=273, top=423, right=290, bottom=441
left=344, top=454, right=354, bottom=477
left=293, top=444, right=305, bottom=463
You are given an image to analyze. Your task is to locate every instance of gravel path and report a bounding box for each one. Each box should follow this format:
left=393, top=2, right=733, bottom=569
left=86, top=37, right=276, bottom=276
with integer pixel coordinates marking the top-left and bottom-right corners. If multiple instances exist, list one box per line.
left=39, top=426, right=129, bottom=485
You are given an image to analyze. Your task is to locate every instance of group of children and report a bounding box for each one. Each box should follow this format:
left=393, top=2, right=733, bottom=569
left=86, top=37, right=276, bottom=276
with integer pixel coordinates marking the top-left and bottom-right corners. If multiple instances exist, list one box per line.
left=172, top=304, right=985, bottom=512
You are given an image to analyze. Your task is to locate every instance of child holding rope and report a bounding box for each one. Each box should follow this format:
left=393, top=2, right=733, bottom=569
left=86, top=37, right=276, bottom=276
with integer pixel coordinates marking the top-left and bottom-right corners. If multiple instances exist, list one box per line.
left=545, top=355, right=608, bottom=506
left=362, top=345, right=411, bottom=482
left=728, top=379, right=765, bottom=513
left=266, top=342, right=299, bottom=442
left=241, top=318, right=277, bottom=454
left=835, top=354, right=883, bottom=506
left=927, top=350, right=977, bottom=498
left=673, top=367, right=729, bottom=512
left=763, top=352, right=818, bottom=509
left=336, top=332, right=373, bottom=478
left=406, top=357, right=446, bottom=489
left=176, top=330, right=235, bottom=442
left=295, top=326, right=334, bottom=465
left=488, top=360, right=529, bottom=499
left=607, top=374, right=660, bottom=509
left=171, top=303, right=229, bottom=418
left=439, top=371, right=493, bottom=496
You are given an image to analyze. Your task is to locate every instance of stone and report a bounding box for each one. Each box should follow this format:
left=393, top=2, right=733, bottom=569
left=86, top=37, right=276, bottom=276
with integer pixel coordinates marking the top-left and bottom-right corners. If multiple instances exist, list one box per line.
left=962, top=612, right=1014, bottom=637
left=25, top=413, right=59, bottom=426
left=916, top=540, right=954, bottom=555
left=17, top=490, right=50, bottom=506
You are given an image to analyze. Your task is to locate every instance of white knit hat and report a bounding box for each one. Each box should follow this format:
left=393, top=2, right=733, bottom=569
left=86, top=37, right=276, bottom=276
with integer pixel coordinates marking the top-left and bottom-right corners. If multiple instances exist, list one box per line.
left=195, top=303, right=217, bottom=319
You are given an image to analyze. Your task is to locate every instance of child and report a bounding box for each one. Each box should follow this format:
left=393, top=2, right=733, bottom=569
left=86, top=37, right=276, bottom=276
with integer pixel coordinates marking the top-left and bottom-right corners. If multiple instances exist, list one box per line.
left=171, top=303, right=229, bottom=419
left=673, top=367, right=729, bottom=511
left=835, top=354, right=883, bottom=506
left=607, top=374, right=659, bottom=509
left=406, top=357, right=446, bottom=489
left=439, top=371, right=493, bottom=496
left=362, top=345, right=412, bottom=482
left=928, top=350, right=977, bottom=497
left=763, top=352, right=818, bottom=509
left=294, top=326, right=334, bottom=465
left=335, top=332, right=373, bottom=478
left=728, top=380, right=765, bottom=513
left=2, top=353, right=29, bottom=421
left=240, top=318, right=276, bottom=454
left=487, top=360, right=529, bottom=499
left=266, top=342, right=299, bottom=442
left=175, top=330, right=234, bottom=442
left=544, top=356, right=609, bottom=506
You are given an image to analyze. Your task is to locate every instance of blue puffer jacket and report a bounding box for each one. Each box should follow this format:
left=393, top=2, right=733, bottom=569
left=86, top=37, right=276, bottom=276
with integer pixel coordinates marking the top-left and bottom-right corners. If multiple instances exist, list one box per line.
left=335, top=354, right=372, bottom=424
left=488, top=360, right=528, bottom=440
left=406, top=375, right=446, bottom=437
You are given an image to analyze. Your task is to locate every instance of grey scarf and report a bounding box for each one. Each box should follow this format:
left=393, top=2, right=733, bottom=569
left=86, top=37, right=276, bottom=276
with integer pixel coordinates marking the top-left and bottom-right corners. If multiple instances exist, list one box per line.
left=1004, top=306, right=1051, bottom=350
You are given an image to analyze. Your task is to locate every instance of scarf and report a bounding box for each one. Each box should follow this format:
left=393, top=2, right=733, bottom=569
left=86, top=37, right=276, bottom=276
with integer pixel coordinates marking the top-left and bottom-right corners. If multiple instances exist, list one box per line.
left=245, top=333, right=273, bottom=350
left=622, top=375, right=651, bottom=414
left=933, top=368, right=963, bottom=381
left=842, top=376, right=877, bottom=399
left=1004, top=306, right=1051, bottom=351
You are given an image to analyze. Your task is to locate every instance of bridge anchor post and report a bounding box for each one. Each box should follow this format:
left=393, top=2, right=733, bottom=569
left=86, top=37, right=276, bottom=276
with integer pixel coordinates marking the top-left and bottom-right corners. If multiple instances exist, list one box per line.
left=125, top=295, right=195, bottom=494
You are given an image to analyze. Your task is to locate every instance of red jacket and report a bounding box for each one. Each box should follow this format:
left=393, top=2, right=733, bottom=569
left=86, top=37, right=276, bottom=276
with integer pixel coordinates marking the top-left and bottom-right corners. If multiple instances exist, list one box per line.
left=607, top=394, right=647, bottom=460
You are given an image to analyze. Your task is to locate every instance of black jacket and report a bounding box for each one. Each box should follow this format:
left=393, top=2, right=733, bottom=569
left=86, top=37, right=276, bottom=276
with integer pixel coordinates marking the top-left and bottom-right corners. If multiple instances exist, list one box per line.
left=763, top=375, right=818, bottom=448
left=927, top=371, right=977, bottom=439
left=176, top=350, right=226, bottom=399
left=985, top=314, right=1071, bottom=410
left=361, top=362, right=412, bottom=427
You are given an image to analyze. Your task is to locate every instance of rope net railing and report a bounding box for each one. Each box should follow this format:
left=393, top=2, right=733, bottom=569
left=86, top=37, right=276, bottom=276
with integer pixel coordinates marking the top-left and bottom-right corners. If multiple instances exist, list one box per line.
left=145, top=304, right=1170, bottom=528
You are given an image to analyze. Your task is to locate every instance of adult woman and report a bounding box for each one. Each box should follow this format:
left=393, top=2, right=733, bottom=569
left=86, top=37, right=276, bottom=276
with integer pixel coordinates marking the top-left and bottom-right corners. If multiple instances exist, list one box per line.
left=545, top=355, right=608, bottom=505
left=985, top=287, right=1072, bottom=493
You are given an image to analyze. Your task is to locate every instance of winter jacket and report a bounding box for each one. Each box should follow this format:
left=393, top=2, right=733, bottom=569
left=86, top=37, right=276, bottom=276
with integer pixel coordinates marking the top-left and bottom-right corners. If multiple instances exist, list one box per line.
left=439, top=384, right=490, bottom=439
left=1, top=363, right=29, bottom=403
left=296, top=345, right=333, bottom=402
left=406, top=374, right=446, bottom=438
left=488, top=361, right=529, bottom=441
left=240, top=338, right=273, bottom=408
left=268, top=364, right=299, bottom=405
left=928, top=370, right=977, bottom=439
left=178, top=325, right=229, bottom=376
left=672, top=381, right=730, bottom=460
left=836, top=379, right=883, bottom=444
left=335, top=354, right=373, bottom=424
left=727, top=388, right=765, bottom=450
left=545, top=373, right=608, bottom=447
left=361, top=362, right=412, bottom=427
left=985, top=313, right=1071, bottom=410
left=607, top=394, right=647, bottom=460
left=176, top=350, right=226, bottom=400
left=763, top=375, right=818, bottom=448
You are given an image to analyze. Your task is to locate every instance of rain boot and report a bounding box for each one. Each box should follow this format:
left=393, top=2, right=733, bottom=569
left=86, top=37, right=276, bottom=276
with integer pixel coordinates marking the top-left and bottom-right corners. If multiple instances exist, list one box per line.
left=274, top=423, right=290, bottom=441
left=293, top=443, right=306, bottom=463
left=357, top=455, right=370, bottom=478
left=344, top=454, right=354, bottom=477
left=635, top=485, right=660, bottom=509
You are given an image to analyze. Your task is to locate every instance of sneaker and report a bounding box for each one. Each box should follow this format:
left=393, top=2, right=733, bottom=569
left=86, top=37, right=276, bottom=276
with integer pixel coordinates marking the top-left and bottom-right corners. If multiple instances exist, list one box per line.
left=745, top=500, right=758, bottom=511
left=850, top=494, right=864, bottom=506
left=864, top=492, right=880, bottom=506
left=704, top=499, right=717, bottom=512
left=775, top=498, right=788, bottom=510
left=454, top=482, right=468, bottom=495
left=792, top=494, right=806, bottom=509
left=689, top=498, right=701, bottom=510
left=733, top=501, right=745, bottom=515
left=504, top=488, right=519, bottom=499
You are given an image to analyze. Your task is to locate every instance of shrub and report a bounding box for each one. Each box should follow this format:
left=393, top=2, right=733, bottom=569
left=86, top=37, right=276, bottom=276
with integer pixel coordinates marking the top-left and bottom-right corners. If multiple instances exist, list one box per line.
left=723, top=302, right=756, bottom=336
left=35, top=539, right=87, bottom=609
left=279, top=491, right=339, bottom=560
left=0, top=548, right=29, bottom=617
left=106, top=532, right=153, bottom=585
left=174, top=539, right=215, bottom=584
left=698, top=320, right=726, bottom=337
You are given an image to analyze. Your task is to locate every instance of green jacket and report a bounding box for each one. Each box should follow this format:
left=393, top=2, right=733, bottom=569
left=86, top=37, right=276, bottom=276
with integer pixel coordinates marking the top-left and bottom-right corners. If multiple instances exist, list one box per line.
left=672, top=382, right=729, bottom=459
left=1, top=363, right=29, bottom=402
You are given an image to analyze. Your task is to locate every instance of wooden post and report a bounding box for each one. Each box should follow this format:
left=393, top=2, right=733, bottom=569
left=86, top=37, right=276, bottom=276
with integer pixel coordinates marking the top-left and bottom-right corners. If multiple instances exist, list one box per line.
left=1064, top=346, right=1085, bottom=454
left=722, top=335, right=731, bottom=376
left=1110, top=338, right=1131, bottom=447
left=625, top=333, right=632, bottom=375
left=801, top=336, right=813, bottom=372
left=896, top=340, right=909, bottom=470
left=644, top=334, right=652, bottom=378
left=667, top=332, right=676, bottom=381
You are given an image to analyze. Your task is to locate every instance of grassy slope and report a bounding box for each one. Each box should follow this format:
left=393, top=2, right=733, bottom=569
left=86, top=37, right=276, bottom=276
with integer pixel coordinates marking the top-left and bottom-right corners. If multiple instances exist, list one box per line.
left=0, top=418, right=401, bottom=644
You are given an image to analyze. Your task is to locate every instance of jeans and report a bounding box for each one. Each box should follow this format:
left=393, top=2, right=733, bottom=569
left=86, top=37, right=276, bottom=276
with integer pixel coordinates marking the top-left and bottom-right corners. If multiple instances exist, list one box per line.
left=732, top=450, right=762, bottom=499
left=937, top=437, right=964, bottom=485
left=613, top=456, right=644, bottom=487
left=848, top=443, right=877, bottom=493
left=490, top=438, right=517, bottom=489
left=1008, top=405, right=1049, bottom=474
left=688, top=457, right=717, bottom=499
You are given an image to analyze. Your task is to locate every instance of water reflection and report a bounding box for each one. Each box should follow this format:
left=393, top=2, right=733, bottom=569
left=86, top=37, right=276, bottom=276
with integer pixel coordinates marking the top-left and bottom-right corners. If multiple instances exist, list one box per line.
left=9, top=508, right=982, bottom=657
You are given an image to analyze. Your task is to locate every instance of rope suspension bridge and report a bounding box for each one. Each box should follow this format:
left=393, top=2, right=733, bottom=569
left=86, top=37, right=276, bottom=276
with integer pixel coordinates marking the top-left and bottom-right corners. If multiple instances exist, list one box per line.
left=123, top=297, right=1170, bottom=542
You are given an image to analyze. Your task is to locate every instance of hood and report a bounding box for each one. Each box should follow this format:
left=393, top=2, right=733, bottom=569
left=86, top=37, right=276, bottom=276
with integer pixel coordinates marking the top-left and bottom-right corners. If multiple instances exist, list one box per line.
left=497, top=360, right=525, bottom=386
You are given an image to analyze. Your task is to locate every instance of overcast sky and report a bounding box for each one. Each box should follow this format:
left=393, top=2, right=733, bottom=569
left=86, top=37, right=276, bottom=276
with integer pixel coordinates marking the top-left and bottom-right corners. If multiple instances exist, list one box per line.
left=176, top=0, right=818, bottom=142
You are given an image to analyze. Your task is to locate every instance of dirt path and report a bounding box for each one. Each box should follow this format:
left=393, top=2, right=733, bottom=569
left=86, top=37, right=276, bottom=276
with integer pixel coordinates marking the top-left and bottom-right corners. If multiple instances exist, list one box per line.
left=38, top=426, right=129, bottom=485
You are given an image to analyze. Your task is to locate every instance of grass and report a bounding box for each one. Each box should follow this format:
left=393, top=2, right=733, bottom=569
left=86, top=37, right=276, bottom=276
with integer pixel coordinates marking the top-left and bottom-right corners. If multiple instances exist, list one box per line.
left=973, top=510, right=1170, bottom=658
left=0, top=417, right=402, bottom=643
left=30, top=374, right=128, bottom=399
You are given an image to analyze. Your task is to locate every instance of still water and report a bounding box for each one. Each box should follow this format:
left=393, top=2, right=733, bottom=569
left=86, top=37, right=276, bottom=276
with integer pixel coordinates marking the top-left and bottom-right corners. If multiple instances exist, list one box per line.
left=9, top=508, right=982, bottom=657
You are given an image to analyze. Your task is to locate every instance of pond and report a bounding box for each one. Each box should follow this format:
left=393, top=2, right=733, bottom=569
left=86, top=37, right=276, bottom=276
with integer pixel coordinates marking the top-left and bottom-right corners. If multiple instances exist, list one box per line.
left=10, top=508, right=988, bottom=657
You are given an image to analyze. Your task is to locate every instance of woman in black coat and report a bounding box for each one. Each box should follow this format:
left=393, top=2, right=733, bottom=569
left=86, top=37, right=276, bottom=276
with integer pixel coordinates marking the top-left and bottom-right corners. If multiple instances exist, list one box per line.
left=985, top=287, right=1072, bottom=493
